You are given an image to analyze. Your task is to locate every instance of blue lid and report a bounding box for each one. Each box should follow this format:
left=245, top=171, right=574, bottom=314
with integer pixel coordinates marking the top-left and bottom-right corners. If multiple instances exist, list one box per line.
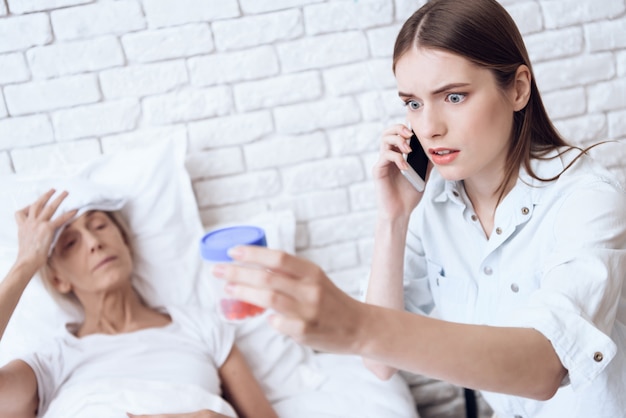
left=200, top=225, right=266, bottom=261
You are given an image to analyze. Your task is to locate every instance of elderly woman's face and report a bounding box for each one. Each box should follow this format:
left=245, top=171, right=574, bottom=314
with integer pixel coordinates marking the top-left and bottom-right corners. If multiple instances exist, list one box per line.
left=49, top=211, right=133, bottom=296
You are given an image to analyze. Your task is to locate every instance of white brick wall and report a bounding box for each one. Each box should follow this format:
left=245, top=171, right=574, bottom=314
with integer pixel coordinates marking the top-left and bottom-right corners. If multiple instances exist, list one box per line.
left=1, top=0, right=625, bottom=294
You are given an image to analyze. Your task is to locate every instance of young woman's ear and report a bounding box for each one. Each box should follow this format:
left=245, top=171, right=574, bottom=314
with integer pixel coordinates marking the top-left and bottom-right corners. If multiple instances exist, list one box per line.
left=511, top=64, right=531, bottom=111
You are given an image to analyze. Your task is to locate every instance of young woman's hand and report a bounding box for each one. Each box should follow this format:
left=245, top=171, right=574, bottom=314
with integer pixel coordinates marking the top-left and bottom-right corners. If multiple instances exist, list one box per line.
left=13, top=189, right=76, bottom=275
left=213, top=246, right=369, bottom=355
left=127, top=411, right=230, bottom=418
left=373, top=124, right=428, bottom=220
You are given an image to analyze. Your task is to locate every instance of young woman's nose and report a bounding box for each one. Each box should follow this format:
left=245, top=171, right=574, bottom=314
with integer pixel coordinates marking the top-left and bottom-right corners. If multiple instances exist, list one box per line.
left=414, top=106, right=446, bottom=140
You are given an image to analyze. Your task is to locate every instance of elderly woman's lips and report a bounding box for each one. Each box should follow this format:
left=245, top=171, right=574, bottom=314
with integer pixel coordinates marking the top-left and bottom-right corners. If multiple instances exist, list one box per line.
left=93, top=256, right=117, bottom=271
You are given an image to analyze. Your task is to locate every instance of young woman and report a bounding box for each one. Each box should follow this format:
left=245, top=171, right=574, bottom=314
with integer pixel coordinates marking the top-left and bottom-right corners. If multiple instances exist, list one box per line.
left=0, top=189, right=277, bottom=418
left=214, top=0, right=626, bottom=417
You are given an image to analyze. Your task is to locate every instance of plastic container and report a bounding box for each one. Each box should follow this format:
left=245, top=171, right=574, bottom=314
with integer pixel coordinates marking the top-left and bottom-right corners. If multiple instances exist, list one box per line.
left=200, top=225, right=267, bottom=321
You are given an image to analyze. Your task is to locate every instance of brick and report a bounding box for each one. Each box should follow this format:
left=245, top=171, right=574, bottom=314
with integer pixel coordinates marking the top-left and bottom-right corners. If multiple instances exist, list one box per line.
left=52, top=99, right=140, bottom=141
left=7, top=0, right=92, bottom=14
left=143, top=0, right=238, bottom=29
left=554, top=114, right=607, bottom=146
left=541, top=0, right=625, bottom=29
left=243, top=132, right=329, bottom=170
left=143, top=87, right=233, bottom=126
left=534, top=53, right=614, bottom=92
left=193, top=170, right=280, bottom=207
left=395, top=0, right=427, bottom=20
left=328, top=122, right=383, bottom=155
left=101, top=125, right=188, bottom=154
left=504, top=2, right=542, bottom=35
left=586, top=17, right=626, bottom=52
left=361, top=151, right=379, bottom=179
left=188, top=111, right=273, bottom=150
left=27, top=36, right=124, bottom=79
left=282, top=156, right=364, bottom=193
left=323, top=60, right=393, bottom=97
left=277, top=31, right=369, bottom=73
left=0, top=13, right=52, bottom=54
left=357, top=238, right=374, bottom=267
left=0, top=92, right=6, bottom=118
left=350, top=181, right=376, bottom=211
left=367, top=24, right=401, bottom=58
left=0, top=53, right=30, bottom=84
left=542, top=87, right=586, bottom=120
left=4, top=74, right=100, bottom=116
left=608, top=110, right=626, bottom=139
left=188, top=46, right=279, bottom=87
left=0, top=115, right=53, bottom=150
left=357, top=88, right=406, bottom=122
left=274, top=97, right=361, bottom=134
left=199, top=201, right=270, bottom=228
left=233, top=71, right=321, bottom=112
left=51, top=1, right=145, bottom=40
left=121, top=24, right=214, bottom=63
left=524, top=27, right=583, bottom=63
left=295, top=223, right=308, bottom=249
left=100, top=61, right=188, bottom=99
left=304, top=0, right=393, bottom=35
left=268, top=189, right=349, bottom=221
left=0, top=152, right=12, bottom=175
left=185, top=147, right=244, bottom=181
left=297, top=241, right=359, bottom=272
left=212, top=10, right=303, bottom=51
left=618, top=51, right=626, bottom=77
left=588, top=79, right=626, bottom=113
left=308, top=211, right=376, bottom=246
left=11, top=139, right=100, bottom=174
left=587, top=141, right=626, bottom=180
left=240, top=0, right=323, bottom=14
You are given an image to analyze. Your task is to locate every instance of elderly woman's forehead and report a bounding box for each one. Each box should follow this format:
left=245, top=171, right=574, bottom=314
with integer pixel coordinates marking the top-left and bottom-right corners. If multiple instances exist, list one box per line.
left=63, top=210, right=108, bottom=230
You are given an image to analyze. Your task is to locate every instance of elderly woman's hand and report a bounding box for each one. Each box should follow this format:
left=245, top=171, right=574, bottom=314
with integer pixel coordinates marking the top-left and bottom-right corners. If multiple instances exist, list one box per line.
left=213, top=246, right=369, bottom=355
left=13, top=189, right=76, bottom=274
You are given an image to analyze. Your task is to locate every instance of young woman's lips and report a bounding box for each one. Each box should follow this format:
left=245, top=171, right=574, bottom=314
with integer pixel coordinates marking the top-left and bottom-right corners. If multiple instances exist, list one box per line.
left=93, top=256, right=117, bottom=271
left=429, top=148, right=459, bottom=165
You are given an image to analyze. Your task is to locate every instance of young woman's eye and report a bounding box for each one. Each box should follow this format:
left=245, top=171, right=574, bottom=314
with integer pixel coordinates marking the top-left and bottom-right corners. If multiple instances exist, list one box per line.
left=446, top=93, right=466, bottom=104
left=403, top=100, right=422, bottom=111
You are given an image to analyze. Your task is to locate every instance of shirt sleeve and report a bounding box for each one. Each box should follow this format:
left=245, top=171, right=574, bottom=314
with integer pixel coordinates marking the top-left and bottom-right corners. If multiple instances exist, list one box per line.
left=403, top=206, right=436, bottom=316
left=196, top=308, right=236, bottom=368
left=506, top=180, right=626, bottom=390
left=18, top=338, right=64, bottom=416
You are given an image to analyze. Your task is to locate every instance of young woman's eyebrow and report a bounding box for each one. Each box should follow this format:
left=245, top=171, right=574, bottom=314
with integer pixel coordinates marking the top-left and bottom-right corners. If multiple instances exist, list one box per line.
left=398, top=82, right=471, bottom=99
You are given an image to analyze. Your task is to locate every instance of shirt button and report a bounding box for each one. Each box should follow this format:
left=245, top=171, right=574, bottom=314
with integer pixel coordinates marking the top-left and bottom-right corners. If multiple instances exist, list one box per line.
left=495, top=227, right=502, bottom=235
left=452, top=190, right=459, bottom=197
left=514, top=415, right=523, bottom=418
left=471, top=214, right=478, bottom=221
left=483, top=266, right=493, bottom=275
left=510, top=283, right=519, bottom=293
left=594, top=352, right=604, bottom=362
left=521, top=207, right=529, bottom=215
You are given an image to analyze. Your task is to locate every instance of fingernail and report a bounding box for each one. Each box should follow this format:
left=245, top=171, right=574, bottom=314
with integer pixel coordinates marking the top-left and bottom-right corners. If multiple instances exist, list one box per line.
left=212, top=264, right=226, bottom=278
left=403, top=126, right=411, bottom=135
left=227, top=246, right=244, bottom=259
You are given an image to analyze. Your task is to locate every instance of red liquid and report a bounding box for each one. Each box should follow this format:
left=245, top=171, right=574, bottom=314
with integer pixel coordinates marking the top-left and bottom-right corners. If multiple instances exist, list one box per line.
left=220, top=298, right=265, bottom=320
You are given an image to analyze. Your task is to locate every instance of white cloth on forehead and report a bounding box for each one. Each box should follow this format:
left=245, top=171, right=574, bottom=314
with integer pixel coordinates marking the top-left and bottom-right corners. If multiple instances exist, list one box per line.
left=14, top=179, right=128, bottom=257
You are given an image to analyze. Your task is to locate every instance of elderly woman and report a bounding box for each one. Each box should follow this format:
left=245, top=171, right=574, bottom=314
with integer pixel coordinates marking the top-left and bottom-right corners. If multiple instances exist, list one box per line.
left=0, top=189, right=277, bottom=418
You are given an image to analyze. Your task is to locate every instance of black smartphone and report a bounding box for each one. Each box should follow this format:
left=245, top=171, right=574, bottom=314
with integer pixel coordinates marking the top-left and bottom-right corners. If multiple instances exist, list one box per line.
left=401, top=132, right=429, bottom=192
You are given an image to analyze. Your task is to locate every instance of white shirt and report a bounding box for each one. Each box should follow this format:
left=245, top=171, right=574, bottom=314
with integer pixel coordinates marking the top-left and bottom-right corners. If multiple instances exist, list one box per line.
left=21, top=305, right=235, bottom=417
left=403, top=149, right=626, bottom=418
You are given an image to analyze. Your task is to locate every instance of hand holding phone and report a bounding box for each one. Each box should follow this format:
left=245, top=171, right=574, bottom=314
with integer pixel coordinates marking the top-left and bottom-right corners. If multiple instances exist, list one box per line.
left=400, top=130, right=429, bottom=192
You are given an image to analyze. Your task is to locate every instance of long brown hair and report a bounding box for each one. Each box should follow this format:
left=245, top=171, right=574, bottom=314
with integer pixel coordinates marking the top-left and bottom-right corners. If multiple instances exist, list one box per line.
left=393, top=0, right=586, bottom=199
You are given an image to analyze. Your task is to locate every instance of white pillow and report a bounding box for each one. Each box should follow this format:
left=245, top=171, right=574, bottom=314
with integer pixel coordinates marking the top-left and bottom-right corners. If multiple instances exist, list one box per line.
left=0, top=139, right=309, bottom=397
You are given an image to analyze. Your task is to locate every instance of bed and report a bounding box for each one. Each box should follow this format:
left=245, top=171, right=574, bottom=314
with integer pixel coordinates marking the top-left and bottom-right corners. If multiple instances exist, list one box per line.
left=0, top=138, right=419, bottom=418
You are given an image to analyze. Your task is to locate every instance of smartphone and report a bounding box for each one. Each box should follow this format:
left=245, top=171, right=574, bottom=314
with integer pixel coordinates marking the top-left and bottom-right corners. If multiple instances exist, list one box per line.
left=401, top=132, right=429, bottom=192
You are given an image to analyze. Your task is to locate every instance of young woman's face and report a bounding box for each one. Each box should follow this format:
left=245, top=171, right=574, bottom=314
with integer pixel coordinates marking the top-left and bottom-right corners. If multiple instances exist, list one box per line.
left=395, top=47, right=517, bottom=186
left=49, top=211, right=133, bottom=297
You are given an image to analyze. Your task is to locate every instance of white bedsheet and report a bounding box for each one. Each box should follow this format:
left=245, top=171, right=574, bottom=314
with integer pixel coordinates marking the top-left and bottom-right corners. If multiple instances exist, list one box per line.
left=42, top=378, right=237, bottom=418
